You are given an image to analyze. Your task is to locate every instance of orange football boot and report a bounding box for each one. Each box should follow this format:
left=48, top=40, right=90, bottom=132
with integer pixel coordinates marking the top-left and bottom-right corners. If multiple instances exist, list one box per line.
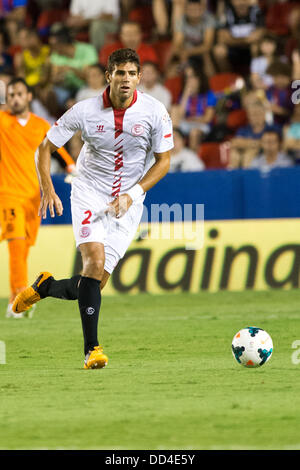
left=12, top=272, right=53, bottom=314
left=84, top=346, right=108, bottom=369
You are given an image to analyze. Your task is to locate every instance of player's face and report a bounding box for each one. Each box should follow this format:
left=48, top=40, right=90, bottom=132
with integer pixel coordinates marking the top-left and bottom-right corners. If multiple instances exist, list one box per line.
left=106, top=62, right=141, bottom=102
left=7, top=83, right=32, bottom=115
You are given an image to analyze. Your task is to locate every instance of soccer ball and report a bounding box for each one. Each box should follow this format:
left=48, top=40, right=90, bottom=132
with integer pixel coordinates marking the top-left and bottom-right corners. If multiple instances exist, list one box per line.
left=232, top=327, right=273, bottom=368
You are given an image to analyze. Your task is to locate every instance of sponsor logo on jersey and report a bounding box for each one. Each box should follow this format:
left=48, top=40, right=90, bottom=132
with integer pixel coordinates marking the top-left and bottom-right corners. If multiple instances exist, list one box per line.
left=132, top=124, right=144, bottom=136
left=96, top=124, right=106, bottom=133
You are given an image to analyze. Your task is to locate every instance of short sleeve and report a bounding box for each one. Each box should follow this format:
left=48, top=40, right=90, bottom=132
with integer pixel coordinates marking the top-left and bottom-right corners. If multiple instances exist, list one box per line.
left=151, top=102, right=174, bottom=154
left=47, top=103, right=83, bottom=148
left=207, top=91, right=217, bottom=107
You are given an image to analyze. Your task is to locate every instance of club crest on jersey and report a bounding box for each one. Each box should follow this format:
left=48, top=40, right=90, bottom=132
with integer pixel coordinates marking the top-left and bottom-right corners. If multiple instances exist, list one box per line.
left=96, top=124, right=106, bottom=133
left=79, top=226, right=91, bottom=238
left=131, top=124, right=144, bottom=136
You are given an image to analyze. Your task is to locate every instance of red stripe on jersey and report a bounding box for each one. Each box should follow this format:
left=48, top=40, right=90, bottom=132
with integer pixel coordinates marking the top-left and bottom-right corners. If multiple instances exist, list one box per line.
left=114, top=155, right=123, bottom=172
left=114, top=109, right=125, bottom=139
left=164, top=133, right=171, bottom=138
left=111, top=108, right=125, bottom=196
left=102, top=87, right=138, bottom=198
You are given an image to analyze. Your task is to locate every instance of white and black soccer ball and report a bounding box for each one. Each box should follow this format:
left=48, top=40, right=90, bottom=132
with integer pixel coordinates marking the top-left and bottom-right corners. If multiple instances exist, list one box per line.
left=232, top=327, right=273, bottom=368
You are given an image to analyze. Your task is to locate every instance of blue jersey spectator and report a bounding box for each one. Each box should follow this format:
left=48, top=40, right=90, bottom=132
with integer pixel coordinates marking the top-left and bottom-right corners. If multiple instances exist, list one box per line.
left=236, top=122, right=281, bottom=140
left=0, top=0, right=27, bottom=18
left=171, top=65, right=218, bottom=151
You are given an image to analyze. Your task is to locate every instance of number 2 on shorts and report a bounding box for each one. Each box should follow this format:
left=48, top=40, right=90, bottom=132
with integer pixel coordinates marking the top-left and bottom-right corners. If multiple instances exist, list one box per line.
left=82, top=210, right=92, bottom=225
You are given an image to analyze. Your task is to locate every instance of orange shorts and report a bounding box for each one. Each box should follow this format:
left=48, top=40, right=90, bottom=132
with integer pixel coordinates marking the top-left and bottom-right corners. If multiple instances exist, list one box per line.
left=0, top=196, right=41, bottom=246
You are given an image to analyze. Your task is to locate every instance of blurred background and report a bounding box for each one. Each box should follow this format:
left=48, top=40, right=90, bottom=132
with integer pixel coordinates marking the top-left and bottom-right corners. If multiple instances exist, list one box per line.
left=0, top=0, right=300, bottom=297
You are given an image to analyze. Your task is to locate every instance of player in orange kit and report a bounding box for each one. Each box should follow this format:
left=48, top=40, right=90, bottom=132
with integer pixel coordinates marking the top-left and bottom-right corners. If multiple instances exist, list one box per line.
left=0, top=77, right=75, bottom=318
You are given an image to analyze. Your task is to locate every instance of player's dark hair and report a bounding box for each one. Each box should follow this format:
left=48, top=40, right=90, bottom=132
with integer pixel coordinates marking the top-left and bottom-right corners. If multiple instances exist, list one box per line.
left=107, top=48, right=140, bottom=74
left=7, top=77, right=32, bottom=93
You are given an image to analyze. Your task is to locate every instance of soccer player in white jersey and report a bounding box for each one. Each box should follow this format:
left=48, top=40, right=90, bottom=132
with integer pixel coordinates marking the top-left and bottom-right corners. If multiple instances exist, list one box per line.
left=12, top=48, right=174, bottom=369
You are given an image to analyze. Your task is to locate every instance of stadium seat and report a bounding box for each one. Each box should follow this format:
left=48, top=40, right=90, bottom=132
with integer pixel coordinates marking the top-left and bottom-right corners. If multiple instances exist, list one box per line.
left=226, top=109, right=248, bottom=132
left=99, top=41, right=122, bottom=66
left=198, top=142, right=230, bottom=169
left=129, top=5, right=154, bottom=41
left=209, top=73, right=242, bottom=94
left=164, top=75, right=183, bottom=104
left=152, top=40, right=172, bottom=72
left=265, top=1, right=299, bottom=36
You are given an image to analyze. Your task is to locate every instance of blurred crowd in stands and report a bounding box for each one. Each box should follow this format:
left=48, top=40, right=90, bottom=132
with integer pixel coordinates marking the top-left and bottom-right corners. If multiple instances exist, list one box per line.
left=1, top=0, right=300, bottom=173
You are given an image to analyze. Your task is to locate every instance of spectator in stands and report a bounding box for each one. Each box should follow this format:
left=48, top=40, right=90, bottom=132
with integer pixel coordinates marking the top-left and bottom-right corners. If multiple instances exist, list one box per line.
left=292, top=48, right=300, bottom=81
left=265, top=61, right=294, bottom=126
left=66, top=63, right=107, bottom=163
left=169, top=0, right=216, bottom=77
left=0, top=0, right=27, bottom=22
left=152, top=0, right=186, bottom=36
left=250, top=33, right=278, bottom=90
left=283, top=104, right=300, bottom=163
left=74, top=63, right=106, bottom=102
left=250, top=129, right=294, bottom=171
left=14, top=28, right=50, bottom=87
left=228, top=101, right=280, bottom=168
left=66, top=0, right=120, bottom=52
left=138, top=61, right=172, bottom=110
left=169, top=127, right=205, bottom=172
left=285, top=6, right=300, bottom=61
left=0, top=1, right=28, bottom=53
left=0, top=70, right=13, bottom=109
left=48, top=25, right=98, bottom=107
left=0, top=30, right=13, bottom=74
left=99, top=21, right=159, bottom=68
left=213, top=0, right=265, bottom=73
left=171, top=64, right=217, bottom=151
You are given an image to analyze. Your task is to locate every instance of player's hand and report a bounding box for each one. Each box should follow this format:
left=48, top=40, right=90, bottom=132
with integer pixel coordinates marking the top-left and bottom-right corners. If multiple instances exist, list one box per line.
left=106, top=194, right=132, bottom=218
left=39, top=190, right=63, bottom=219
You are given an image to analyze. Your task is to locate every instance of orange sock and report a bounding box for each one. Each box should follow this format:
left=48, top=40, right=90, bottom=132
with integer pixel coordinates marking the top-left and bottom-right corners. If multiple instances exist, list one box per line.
left=8, top=238, right=30, bottom=303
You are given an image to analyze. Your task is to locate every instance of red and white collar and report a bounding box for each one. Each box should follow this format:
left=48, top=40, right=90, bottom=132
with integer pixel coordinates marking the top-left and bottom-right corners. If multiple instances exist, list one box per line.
left=102, top=86, right=138, bottom=110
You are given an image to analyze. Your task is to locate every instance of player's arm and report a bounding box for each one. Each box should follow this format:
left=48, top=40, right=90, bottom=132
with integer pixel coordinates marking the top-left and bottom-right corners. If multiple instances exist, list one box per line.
left=35, top=137, right=63, bottom=219
left=37, top=103, right=82, bottom=217
left=108, top=151, right=170, bottom=218
left=138, top=150, right=170, bottom=193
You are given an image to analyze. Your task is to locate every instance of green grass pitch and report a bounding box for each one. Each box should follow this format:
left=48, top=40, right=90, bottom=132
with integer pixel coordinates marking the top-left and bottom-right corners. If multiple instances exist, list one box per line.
left=0, top=289, right=300, bottom=450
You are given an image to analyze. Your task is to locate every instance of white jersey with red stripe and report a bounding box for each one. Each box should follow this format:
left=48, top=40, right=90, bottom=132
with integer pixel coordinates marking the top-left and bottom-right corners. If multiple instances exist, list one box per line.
left=47, top=87, right=174, bottom=199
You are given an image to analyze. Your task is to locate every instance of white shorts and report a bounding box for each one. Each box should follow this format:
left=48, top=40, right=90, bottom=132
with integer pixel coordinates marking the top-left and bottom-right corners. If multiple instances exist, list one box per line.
left=71, top=178, right=144, bottom=274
